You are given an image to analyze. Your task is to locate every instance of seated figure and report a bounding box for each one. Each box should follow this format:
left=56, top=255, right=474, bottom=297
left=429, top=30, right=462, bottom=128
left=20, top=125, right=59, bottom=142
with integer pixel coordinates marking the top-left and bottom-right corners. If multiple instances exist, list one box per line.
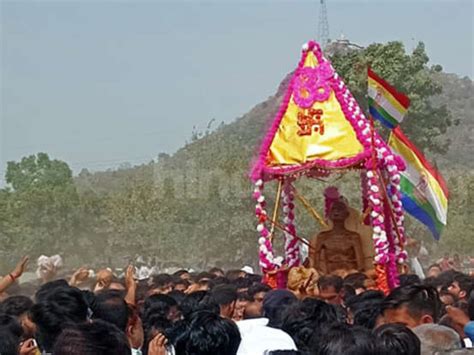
left=308, top=186, right=375, bottom=274
left=310, top=200, right=365, bottom=274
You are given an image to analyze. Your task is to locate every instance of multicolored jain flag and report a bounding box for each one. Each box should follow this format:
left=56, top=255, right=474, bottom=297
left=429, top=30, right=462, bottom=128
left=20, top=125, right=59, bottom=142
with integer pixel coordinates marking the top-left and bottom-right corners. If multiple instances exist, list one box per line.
left=368, top=67, right=410, bottom=129
left=388, top=127, right=449, bottom=240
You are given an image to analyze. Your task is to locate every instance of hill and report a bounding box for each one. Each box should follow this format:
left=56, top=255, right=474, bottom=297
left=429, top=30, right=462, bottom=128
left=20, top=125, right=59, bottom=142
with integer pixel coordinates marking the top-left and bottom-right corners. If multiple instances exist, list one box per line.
left=72, top=65, right=474, bottom=267
left=3, top=41, right=473, bottom=271
left=431, top=73, right=474, bottom=168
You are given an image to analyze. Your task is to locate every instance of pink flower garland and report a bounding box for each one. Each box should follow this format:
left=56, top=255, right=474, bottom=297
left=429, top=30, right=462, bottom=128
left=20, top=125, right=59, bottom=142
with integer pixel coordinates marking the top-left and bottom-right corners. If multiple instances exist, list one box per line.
left=364, top=168, right=390, bottom=266
left=282, top=182, right=300, bottom=267
left=253, top=179, right=277, bottom=271
left=381, top=148, right=408, bottom=264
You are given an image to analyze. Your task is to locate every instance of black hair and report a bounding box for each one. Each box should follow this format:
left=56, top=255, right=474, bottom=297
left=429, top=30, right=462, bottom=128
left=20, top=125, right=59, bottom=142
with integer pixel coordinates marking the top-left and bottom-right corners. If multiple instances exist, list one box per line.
left=135, top=280, right=150, bottom=306
left=318, top=275, right=343, bottom=293
left=174, top=311, right=241, bottom=355
left=225, top=270, right=245, bottom=282
left=436, top=270, right=460, bottom=292
left=53, top=319, right=131, bottom=355
left=382, top=284, right=441, bottom=323
left=281, top=298, right=339, bottom=351
left=262, top=290, right=297, bottom=329
left=0, top=296, right=34, bottom=317
left=180, top=291, right=219, bottom=319
left=373, top=323, right=421, bottom=355
left=168, top=290, right=186, bottom=305
left=309, top=323, right=376, bottom=355
left=212, top=276, right=231, bottom=286
left=143, top=307, right=172, bottom=334
left=173, top=269, right=190, bottom=278
left=248, top=283, right=272, bottom=300
left=152, top=274, right=174, bottom=288
left=237, top=292, right=252, bottom=302
left=346, top=290, right=385, bottom=330
left=197, top=278, right=215, bottom=290
left=343, top=272, right=368, bottom=290
left=341, top=284, right=356, bottom=302
left=399, top=274, right=422, bottom=287
left=209, top=267, right=225, bottom=275
left=267, top=351, right=301, bottom=355
left=346, top=290, right=385, bottom=310
left=174, top=278, right=190, bottom=288
left=354, top=304, right=383, bottom=330
left=209, top=285, right=238, bottom=306
left=452, top=273, right=474, bottom=294
left=423, top=276, right=441, bottom=289
left=144, top=294, right=177, bottom=311
left=195, top=272, right=214, bottom=281
left=143, top=294, right=178, bottom=327
left=31, top=285, right=89, bottom=352
left=35, top=279, right=69, bottom=302
left=232, top=277, right=253, bottom=290
left=0, top=330, right=20, bottom=355
left=0, top=314, right=23, bottom=338
left=92, top=290, right=130, bottom=332
left=142, top=295, right=176, bottom=355
left=80, top=289, right=96, bottom=308
left=247, top=274, right=264, bottom=284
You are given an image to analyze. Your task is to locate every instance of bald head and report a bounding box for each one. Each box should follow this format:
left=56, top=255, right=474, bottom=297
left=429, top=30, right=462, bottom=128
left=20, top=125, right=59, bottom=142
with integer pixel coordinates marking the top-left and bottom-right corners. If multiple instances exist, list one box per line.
left=413, top=324, right=463, bottom=355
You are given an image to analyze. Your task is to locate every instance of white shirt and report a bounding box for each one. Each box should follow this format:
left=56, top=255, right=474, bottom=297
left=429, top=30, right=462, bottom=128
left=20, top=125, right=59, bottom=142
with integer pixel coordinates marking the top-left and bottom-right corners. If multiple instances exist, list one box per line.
left=237, top=318, right=297, bottom=355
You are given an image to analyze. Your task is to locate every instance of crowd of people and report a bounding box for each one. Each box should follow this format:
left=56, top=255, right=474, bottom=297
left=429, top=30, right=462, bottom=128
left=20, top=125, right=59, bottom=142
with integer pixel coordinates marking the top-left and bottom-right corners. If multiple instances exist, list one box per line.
left=0, top=255, right=473, bottom=355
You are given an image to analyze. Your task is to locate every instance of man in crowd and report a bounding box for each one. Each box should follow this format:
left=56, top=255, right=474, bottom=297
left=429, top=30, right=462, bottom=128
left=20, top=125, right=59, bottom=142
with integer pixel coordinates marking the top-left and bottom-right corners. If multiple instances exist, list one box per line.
left=448, top=272, right=474, bottom=302
left=317, top=275, right=343, bottom=305
left=381, top=284, right=441, bottom=328
left=209, top=284, right=238, bottom=319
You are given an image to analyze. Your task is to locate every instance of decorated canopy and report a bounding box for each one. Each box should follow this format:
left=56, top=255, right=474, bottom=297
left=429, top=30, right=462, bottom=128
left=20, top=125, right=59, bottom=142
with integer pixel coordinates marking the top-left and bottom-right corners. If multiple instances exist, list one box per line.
left=253, top=41, right=386, bottom=181
left=250, top=41, right=408, bottom=293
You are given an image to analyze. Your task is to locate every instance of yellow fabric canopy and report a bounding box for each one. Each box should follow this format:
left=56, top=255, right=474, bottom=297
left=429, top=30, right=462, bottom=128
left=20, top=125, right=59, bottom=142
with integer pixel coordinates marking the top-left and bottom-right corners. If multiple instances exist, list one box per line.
left=266, top=52, right=363, bottom=167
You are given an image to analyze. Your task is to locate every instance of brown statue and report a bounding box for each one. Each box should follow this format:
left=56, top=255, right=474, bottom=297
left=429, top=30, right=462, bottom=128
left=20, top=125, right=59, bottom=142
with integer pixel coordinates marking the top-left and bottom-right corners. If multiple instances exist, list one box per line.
left=310, top=200, right=365, bottom=274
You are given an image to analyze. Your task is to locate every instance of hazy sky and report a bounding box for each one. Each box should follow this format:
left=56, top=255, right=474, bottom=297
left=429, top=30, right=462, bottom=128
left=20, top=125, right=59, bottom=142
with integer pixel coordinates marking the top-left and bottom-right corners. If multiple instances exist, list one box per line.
left=1, top=0, right=473, bottom=180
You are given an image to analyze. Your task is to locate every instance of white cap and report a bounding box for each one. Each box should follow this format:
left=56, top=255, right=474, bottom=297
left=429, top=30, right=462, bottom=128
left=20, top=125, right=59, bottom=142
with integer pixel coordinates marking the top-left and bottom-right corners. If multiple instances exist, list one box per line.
left=241, top=266, right=254, bottom=274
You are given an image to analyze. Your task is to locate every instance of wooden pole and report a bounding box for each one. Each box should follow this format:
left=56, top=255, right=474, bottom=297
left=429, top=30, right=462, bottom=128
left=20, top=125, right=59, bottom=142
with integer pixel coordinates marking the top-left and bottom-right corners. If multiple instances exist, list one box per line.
left=269, top=179, right=283, bottom=243
left=294, top=190, right=329, bottom=228
left=266, top=216, right=315, bottom=250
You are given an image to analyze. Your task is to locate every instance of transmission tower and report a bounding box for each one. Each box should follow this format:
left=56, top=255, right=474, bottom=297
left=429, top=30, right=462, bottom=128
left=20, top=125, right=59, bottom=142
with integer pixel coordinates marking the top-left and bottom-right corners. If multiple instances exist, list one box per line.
left=317, top=0, right=330, bottom=46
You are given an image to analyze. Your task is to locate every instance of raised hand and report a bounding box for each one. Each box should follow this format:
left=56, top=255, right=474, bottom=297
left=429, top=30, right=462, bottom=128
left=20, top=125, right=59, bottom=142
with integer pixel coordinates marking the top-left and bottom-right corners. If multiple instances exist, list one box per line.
left=124, top=265, right=138, bottom=305
left=148, top=333, right=168, bottom=355
left=19, top=338, right=38, bottom=355
left=125, top=265, right=137, bottom=290
left=11, top=256, right=29, bottom=280
left=446, top=305, right=470, bottom=327
left=94, top=269, right=113, bottom=292
left=69, top=267, right=90, bottom=287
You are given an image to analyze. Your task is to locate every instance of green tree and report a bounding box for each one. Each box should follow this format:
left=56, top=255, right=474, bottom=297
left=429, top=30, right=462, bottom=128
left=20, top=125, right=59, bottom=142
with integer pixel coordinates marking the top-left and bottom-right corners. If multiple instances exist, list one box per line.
left=6, top=152, right=74, bottom=191
left=331, top=41, right=454, bottom=153
left=0, top=153, right=80, bottom=256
